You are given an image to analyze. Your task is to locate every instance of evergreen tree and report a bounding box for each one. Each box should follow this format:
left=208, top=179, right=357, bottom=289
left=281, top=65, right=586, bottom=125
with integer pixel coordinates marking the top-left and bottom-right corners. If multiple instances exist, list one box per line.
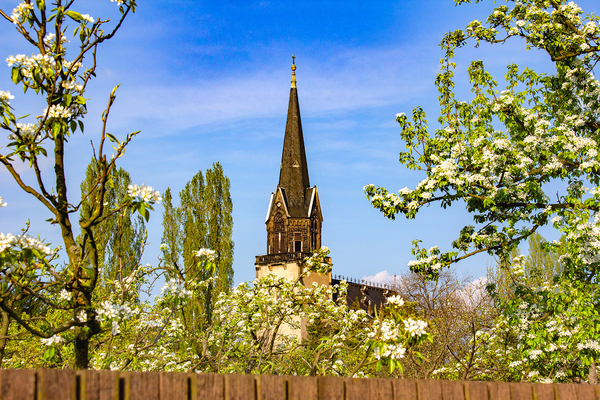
left=79, top=159, right=147, bottom=285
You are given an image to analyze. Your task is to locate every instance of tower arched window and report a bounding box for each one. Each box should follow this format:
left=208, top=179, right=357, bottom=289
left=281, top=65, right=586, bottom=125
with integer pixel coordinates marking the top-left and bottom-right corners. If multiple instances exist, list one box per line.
left=273, top=213, right=285, bottom=253
left=310, top=209, right=319, bottom=251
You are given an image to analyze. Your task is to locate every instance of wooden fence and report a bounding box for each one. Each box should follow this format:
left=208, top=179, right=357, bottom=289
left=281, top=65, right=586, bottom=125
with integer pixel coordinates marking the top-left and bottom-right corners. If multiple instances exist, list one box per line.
left=0, top=369, right=597, bottom=400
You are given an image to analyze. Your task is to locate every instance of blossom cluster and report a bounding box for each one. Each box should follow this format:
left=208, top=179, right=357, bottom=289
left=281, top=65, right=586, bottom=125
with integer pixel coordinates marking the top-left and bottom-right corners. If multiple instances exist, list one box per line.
left=159, top=278, right=192, bottom=299
left=303, top=246, right=331, bottom=274
left=8, top=123, right=39, bottom=141
left=61, top=79, right=84, bottom=93
left=44, top=104, right=74, bottom=119
left=0, top=91, right=14, bottom=103
left=127, top=184, right=161, bottom=203
left=194, top=248, right=216, bottom=261
left=11, top=2, right=33, bottom=23
left=6, top=53, right=57, bottom=80
left=0, top=233, right=51, bottom=255
left=403, top=318, right=427, bottom=337
left=97, top=300, right=139, bottom=336
left=40, top=335, right=64, bottom=346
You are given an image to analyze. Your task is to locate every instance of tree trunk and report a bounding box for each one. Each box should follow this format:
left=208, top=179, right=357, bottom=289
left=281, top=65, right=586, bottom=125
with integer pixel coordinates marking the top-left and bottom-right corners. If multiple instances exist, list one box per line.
left=589, top=360, right=598, bottom=384
left=0, top=310, right=11, bottom=366
left=74, top=335, right=89, bottom=369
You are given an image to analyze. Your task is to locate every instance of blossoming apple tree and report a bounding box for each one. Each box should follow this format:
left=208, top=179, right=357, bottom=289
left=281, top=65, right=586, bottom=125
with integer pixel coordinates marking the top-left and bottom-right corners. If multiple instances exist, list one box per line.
left=0, top=0, right=155, bottom=369
left=365, top=0, right=600, bottom=382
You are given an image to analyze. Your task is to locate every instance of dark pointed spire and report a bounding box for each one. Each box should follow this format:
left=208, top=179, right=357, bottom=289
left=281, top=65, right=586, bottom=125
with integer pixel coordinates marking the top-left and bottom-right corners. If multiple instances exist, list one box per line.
left=278, top=56, right=310, bottom=217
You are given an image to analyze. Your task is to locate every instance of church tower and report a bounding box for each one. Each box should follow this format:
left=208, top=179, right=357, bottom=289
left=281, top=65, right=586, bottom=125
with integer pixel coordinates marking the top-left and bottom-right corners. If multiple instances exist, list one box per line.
left=255, top=57, right=330, bottom=288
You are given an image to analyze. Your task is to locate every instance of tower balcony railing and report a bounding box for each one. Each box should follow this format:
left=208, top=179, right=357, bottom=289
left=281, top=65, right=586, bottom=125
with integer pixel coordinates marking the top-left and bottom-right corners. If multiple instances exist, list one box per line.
left=255, top=252, right=314, bottom=265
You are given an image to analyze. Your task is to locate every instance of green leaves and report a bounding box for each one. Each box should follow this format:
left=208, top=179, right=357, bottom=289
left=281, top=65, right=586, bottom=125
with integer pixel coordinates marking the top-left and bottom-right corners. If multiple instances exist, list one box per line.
left=11, top=67, right=21, bottom=84
left=35, top=0, right=46, bottom=12
left=65, top=10, right=84, bottom=23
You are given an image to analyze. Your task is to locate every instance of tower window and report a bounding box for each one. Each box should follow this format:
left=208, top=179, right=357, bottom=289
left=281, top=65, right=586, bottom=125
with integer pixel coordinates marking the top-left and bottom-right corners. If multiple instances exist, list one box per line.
left=273, top=213, right=285, bottom=254
left=294, top=233, right=302, bottom=252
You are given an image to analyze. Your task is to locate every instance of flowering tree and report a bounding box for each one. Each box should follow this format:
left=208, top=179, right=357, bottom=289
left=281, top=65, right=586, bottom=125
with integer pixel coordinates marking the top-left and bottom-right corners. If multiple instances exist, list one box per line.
left=0, top=0, right=163, bottom=368
left=153, top=247, right=431, bottom=376
left=365, top=0, right=600, bottom=382
left=365, top=0, right=600, bottom=278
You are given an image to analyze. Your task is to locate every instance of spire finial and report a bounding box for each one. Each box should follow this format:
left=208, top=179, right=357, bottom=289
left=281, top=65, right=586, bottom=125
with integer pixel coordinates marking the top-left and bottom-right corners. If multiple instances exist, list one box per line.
left=291, top=54, right=297, bottom=89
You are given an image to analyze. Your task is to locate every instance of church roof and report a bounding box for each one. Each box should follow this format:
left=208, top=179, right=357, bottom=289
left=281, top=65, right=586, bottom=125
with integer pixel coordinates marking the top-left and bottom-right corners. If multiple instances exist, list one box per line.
left=278, top=57, right=312, bottom=218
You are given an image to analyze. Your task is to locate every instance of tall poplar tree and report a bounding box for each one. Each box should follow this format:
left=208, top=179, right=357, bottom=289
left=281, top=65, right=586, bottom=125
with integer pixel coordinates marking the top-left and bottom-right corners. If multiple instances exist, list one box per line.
left=79, top=159, right=147, bottom=285
left=160, top=188, right=181, bottom=272
left=204, top=163, right=234, bottom=322
left=161, top=163, right=234, bottom=329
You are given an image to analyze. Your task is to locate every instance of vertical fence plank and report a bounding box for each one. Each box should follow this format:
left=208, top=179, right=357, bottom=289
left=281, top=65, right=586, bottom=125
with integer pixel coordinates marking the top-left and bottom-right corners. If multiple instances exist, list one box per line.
left=196, top=373, right=224, bottom=400
left=256, top=375, right=286, bottom=400
left=464, top=381, right=487, bottom=400
left=224, top=374, right=256, bottom=400
left=368, top=377, right=393, bottom=400
left=392, top=379, right=417, bottom=400
left=317, top=376, right=345, bottom=400
left=575, top=384, right=597, bottom=400
left=531, top=383, right=554, bottom=400
left=442, top=380, right=465, bottom=400
left=345, top=378, right=369, bottom=400
left=487, top=381, right=510, bottom=400
left=417, top=379, right=442, bottom=400
left=128, top=371, right=160, bottom=400
left=159, top=372, right=190, bottom=400
left=78, top=370, right=118, bottom=400
left=510, top=382, right=532, bottom=400
left=0, top=369, right=36, bottom=400
left=288, top=376, right=318, bottom=400
left=37, top=369, right=76, bottom=400
left=554, top=383, right=577, bottom=400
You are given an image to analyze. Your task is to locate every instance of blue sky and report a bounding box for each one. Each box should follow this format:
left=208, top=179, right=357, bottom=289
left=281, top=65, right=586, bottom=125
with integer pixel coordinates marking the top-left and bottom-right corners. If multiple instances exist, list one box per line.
left=1, top=0, right=597, bottom=285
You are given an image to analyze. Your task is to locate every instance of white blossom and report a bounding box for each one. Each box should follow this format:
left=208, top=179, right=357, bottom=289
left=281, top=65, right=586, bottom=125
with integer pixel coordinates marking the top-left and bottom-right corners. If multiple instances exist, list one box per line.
left=127, top=184, right=162, bottom=203
left=0, top=91, right=14, bottom=103
left=404, top=318, right=427, bottom=337
left=40, top=335, right=64, bottom=346
left=194, top=248, right=216, bottom=261
left=387, top=295, right=404, bottom=307
left=81, top=14, right=94, bottom=24
left=11, top=3, right=33, bottom=23
left=59, top=290, right=71, bottom=301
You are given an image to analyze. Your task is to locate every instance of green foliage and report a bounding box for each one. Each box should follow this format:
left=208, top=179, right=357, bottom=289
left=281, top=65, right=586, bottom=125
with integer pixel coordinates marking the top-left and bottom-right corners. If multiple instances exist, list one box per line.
left=79, top=159, right=147, bottom=286
left=161, top=163, right=234, bottom=333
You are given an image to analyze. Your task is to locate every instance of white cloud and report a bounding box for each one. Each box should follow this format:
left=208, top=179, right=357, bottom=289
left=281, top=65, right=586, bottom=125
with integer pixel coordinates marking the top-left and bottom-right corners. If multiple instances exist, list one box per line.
left=108, top=46, right=435, bottom=135
left=457, top=276, right=489, bottom=308
left=362, top=270, right=395, bottom=284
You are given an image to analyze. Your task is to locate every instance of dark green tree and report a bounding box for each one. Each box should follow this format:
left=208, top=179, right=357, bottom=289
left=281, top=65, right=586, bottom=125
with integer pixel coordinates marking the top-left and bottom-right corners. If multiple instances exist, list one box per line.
left=161, top=163, right=234, bottom=330
left=204, top=163, right=234, bottom=321
left=160, top=188, right=181, bottom=272
left=79, top=159, right=147, bottom=286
